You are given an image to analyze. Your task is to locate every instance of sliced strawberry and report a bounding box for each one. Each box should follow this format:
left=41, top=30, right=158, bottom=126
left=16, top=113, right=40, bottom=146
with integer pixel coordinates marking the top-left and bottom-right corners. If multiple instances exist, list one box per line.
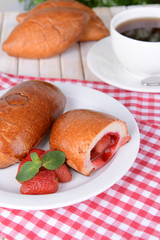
left=92, top=149, right=114, bottom=169
left=54, top=163, right=72, bottom=183
left=25, top=149, right=45, bottom=161
left=17, top=149, right=45, bottom=174
left=92, top=134, right=111, bottom=154
left=91, top=134, right=120, bottom=169
left=20, top=170, right=59, bottom=195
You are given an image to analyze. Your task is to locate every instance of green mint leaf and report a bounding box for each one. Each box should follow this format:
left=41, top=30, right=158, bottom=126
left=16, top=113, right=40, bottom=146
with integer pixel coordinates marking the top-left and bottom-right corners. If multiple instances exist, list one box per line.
left=41, top=151, right=65, bottom=170
left=30, top=152, right=41, bottom=169
left=16, top=161, right=39, bottom=182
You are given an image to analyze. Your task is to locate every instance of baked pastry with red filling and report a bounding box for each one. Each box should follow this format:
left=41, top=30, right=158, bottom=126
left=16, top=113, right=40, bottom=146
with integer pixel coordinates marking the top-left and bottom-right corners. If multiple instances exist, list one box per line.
left=49, top=109, right=131, bottom=176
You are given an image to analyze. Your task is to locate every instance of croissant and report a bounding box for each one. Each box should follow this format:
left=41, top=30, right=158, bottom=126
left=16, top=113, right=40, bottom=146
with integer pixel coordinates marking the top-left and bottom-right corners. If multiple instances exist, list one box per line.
left=16, top=0, right=110, bottom=42
left=2, top=7, right=90, bottom=59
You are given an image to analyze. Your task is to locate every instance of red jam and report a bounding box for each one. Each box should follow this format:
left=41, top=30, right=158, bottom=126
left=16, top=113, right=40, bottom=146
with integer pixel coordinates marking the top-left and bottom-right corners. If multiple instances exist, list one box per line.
left=91, top=133, right=120, bottom=169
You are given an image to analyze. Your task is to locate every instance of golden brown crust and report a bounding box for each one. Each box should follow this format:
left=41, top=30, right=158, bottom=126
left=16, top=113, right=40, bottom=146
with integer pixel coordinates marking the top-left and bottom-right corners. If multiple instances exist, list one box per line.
left=2, top=7, right=90, bottom=58
left=16, top=0, right=109, bottom=42
left=79, top=15, right=109, bottom=41
left=49, top=109, right=118, bottom=175
left=16, top=0, right=96, bottom=22
left=0, top=80, right=66, bottom=168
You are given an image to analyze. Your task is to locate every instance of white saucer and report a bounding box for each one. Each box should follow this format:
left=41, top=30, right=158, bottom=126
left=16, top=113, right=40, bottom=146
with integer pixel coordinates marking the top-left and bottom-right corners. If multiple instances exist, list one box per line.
left=87, top=36, right=160, bottom=92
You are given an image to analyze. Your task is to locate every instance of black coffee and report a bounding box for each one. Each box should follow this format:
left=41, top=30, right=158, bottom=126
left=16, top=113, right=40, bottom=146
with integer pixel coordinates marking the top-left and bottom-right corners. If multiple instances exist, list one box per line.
left=116, top=18, right=160, bottom=42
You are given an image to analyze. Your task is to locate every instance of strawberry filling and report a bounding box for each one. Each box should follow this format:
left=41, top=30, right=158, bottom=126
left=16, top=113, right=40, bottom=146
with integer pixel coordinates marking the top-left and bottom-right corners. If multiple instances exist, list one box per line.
left=91, top=133, right=120, bottom=169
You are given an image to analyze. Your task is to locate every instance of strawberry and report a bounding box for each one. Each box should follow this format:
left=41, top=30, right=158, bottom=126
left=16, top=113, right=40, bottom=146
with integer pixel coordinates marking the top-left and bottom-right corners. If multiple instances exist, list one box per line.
left=16, top=148, right=71, bottom=195
left=20, top=170, right=59, bottom=195
left=17, top=149, right=45, bottom=174
left=93, top=134, right=111, bottom=154
left=54, top=163, right=72, bottom=183
left=92, top=149, right=113, bottom=169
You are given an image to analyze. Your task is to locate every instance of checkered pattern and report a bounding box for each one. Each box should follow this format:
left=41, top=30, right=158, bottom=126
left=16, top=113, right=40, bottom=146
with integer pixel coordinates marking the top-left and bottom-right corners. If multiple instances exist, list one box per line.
left=0, top=72, right=159, bottom=240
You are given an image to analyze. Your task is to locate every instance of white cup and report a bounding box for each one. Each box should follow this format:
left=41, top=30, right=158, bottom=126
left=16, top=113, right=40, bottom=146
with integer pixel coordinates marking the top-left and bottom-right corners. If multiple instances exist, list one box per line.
left=110, top=7, right=160, bottom=76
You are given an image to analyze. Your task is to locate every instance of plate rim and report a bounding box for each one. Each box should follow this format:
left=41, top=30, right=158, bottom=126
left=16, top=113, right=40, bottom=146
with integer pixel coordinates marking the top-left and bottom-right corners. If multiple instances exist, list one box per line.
left=0, top=82, right=140, bottom=210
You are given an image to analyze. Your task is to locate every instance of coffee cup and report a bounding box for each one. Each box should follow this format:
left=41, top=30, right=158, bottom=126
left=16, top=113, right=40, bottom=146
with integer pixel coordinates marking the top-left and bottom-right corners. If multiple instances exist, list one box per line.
left=110, top=7, right=160, bottom=76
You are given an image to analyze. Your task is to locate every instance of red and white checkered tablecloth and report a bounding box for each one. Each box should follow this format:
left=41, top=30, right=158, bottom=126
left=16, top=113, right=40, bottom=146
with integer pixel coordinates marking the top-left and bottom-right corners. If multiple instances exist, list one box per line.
left=0, top=72, right=159, bottom=240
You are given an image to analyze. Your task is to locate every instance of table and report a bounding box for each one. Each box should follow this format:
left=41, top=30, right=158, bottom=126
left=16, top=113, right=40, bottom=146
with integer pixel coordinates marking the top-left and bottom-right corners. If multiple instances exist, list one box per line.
left=0, top=5, right=160, bottom=240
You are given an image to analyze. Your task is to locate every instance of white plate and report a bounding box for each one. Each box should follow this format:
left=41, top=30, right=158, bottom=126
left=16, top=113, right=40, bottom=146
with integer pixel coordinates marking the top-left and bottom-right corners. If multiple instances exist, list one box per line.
left=0, top=83, right=140, bottom=210
left=87, top=36, right=160, bottom=93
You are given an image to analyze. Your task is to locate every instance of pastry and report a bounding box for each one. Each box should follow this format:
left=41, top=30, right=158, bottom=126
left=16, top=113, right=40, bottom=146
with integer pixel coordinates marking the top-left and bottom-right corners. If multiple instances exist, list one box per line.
left=16, top=0, right=110, bottom=42
left=0, top=80, right=66, bottom=168
left=49, top=109, right=131, bottom=176
left=2, top=7, right=90, bottom=58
